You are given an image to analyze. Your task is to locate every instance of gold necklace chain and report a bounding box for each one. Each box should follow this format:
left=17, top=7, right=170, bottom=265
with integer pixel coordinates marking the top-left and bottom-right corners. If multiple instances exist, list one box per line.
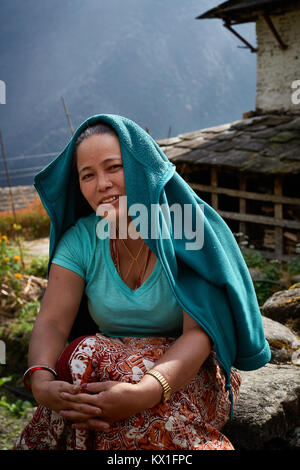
left=119, top=236, right=145, bottom=262
left=113, top=226, right=150, bottom=288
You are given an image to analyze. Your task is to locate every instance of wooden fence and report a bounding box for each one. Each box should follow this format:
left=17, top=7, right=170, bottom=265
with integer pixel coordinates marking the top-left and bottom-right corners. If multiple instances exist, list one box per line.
left=185, top=167, right=300, bottom=261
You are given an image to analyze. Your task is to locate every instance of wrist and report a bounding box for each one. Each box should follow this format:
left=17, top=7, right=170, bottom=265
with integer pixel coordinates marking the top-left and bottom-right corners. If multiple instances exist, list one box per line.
left=135, top=374, right=164, bottom=409
left=29, top=370, right=56, bottom=395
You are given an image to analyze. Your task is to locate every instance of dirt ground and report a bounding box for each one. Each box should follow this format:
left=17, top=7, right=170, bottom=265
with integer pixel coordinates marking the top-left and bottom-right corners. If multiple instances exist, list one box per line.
left=23, top=238, right=49, bottom=257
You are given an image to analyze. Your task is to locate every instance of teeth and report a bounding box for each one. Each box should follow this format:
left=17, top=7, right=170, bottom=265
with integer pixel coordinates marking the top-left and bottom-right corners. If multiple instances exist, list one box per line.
left=102, top=196, right=117, bottom=203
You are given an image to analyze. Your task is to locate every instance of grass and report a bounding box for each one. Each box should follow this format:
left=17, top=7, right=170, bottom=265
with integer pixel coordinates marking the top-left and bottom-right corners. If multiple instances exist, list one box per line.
left=0, top=402, right=34, bottom=450
left=0, top=375, right=35, bottom=450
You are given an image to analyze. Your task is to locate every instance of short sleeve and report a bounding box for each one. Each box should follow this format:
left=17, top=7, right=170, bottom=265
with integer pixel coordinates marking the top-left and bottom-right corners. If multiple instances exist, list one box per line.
left=51, top=225, right=86, bottom=280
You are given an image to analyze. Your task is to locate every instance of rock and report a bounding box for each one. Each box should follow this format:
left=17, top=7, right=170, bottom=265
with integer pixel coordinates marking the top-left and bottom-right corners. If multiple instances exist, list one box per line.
left=262, top=316, right=300, bottom=365
left=292, top=349, right=300, bottom=366
left=288, top=426, right=300, bottom=448
left=263, top=316, right=300, bottom=350
left=223, top=364, right=300, bottom=450
left=262, top=284, right=300, bottom=323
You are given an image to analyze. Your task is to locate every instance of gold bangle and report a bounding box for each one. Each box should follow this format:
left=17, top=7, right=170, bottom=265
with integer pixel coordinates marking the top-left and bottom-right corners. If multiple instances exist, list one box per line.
left=145, top=369, right=172, bottom=403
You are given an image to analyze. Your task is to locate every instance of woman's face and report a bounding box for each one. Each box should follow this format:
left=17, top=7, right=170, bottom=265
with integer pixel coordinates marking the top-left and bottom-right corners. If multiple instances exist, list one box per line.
left=76, top=132, right=127, bottom=222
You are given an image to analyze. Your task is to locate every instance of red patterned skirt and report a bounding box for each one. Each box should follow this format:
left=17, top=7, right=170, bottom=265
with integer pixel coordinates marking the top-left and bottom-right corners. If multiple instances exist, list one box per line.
left=15, top=334, right=241, bottom=450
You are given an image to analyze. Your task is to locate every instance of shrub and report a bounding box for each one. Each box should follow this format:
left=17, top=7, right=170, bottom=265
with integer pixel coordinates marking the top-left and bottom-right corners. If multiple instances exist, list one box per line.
left=25, top=256, right=48, bottom=278
left=0, top=198, right=50, bottom=240
left=0, top=235, right=23, bottom=278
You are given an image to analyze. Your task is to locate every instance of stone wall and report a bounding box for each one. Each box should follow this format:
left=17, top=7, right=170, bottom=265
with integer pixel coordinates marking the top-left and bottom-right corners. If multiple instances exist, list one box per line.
left=256, top=8, right=300, bottom=113
left=0, top=186, right=38, bottom=212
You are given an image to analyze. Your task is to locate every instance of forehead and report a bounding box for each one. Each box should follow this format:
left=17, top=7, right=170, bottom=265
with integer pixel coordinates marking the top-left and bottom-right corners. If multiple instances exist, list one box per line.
left=76, top=133, right=122, bottom=166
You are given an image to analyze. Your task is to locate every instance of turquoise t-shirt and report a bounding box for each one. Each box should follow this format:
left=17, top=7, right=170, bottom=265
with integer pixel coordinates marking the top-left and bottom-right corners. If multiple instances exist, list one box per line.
left=51, top=212, right=183, bottom=338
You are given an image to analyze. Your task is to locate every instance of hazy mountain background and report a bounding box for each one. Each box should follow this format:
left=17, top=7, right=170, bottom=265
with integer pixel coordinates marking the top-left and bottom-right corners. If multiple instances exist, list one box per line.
left=0, top=0, right=257, bottom=186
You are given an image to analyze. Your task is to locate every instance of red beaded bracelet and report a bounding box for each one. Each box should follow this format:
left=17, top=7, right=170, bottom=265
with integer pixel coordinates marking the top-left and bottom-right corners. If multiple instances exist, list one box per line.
left=23, top=365, right=57, bottom=391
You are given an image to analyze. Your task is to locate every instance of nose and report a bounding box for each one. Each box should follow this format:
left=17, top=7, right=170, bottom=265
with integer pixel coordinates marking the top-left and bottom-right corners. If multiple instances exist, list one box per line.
left=96, top=172, right=113, bottom=191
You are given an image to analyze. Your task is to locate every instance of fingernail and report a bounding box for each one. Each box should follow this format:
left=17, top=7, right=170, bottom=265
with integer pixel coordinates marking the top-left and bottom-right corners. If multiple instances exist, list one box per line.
left=80, top=383, right=88, bottom=392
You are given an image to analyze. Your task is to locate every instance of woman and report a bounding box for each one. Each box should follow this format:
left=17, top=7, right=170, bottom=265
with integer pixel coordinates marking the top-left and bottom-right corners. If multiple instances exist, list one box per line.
left=15, top=114, right=270, bottom=450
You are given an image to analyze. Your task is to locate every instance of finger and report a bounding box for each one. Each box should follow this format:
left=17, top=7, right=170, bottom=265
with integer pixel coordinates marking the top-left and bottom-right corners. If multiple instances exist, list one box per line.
left=72, top=419, right=110, bottom=432
left=59, top=407, right=101, bottom=421
left=84, top=382, right=110, bottom=394
left=57, top=382, right=79, bottom=394
left=60, top=400, right=102, bottom=416
left=60, top=391, right=99, bottom=406
left=60, top=410, right=92, bottom=421
left=87, top=418, right=111, bottom=431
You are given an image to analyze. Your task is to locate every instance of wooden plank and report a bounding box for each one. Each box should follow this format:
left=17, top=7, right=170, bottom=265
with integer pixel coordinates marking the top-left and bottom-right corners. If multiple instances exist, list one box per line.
left=211, top=167, right=218, bottom=210
left=189, top=182, right=300, bottom=205
left=274, top=177, right=283, bottom=259
left=255, top=250, right=296, bottom=262
left=217, top=210, right=300, bottom=229
left=239, top=176, right=246, bottom=236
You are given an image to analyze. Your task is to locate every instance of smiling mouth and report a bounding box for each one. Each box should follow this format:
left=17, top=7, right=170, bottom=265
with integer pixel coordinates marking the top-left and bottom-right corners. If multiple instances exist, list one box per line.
left=99, top=195, right=119, bottom=205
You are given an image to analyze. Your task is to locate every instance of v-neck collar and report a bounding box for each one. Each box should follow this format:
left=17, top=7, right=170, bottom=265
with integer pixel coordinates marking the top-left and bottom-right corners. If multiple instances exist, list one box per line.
left=104, top=234, right=160, bottom=296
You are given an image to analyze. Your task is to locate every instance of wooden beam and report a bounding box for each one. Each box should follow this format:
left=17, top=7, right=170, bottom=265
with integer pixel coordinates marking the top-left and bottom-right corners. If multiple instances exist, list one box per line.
left=218, top=210, right=300, bottom=230
left=274, top=176, right=283, bottom=259
left=254, top=250, right=296, bottom=263
left=224, top=22, right=258, bottom=53
left=189, top=183, right=300, bottom=206
left=239, top=176, right=247, bottom=237
left=262, top=14, right=288, bottom=50
left=210, top=167, right=218, bottom=210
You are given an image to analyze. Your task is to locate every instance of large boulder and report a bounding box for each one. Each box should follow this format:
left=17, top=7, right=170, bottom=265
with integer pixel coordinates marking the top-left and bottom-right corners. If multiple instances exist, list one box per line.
left=223, top=313, right=300, bottom=450
left=262, top=283, right=300, bottom=324
left=223, top=363, right=300, bottom=450
left=262, top=315, right=300, bottom=365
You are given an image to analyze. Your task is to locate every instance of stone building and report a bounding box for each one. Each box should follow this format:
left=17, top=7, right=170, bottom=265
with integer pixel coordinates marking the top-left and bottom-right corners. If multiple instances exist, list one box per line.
left=157, top=0, right=300, bottom=260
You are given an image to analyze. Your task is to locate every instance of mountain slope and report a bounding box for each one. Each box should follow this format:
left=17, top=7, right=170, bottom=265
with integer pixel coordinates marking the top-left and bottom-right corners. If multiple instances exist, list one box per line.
left=0, top=0, right=256, bottom=186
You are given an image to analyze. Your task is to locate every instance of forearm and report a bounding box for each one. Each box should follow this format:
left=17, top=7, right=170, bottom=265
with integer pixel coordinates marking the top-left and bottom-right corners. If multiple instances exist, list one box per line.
left=138, top=326, right=212, bottom=407
left=58, top=326, right=212, bottom=429
left=28, top=319, right=68, bottom=388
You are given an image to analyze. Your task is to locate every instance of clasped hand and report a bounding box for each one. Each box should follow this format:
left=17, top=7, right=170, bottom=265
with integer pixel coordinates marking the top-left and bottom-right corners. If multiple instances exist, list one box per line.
left=58, top=380, right=146, bottom=432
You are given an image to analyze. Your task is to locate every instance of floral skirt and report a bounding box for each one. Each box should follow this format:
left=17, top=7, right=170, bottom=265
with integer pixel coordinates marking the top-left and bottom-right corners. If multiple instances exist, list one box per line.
left=15, top=334, right=241, bottom=450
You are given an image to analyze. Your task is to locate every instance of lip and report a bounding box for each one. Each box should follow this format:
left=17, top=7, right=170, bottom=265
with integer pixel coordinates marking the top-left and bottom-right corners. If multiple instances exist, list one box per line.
left=98, top=195, right=119, bottom=206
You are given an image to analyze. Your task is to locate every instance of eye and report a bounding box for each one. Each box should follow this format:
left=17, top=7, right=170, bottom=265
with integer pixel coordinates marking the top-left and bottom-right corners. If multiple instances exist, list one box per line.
left=109, top=164, right=123, bottom=171
left=81, top=172, right=93, bottom=180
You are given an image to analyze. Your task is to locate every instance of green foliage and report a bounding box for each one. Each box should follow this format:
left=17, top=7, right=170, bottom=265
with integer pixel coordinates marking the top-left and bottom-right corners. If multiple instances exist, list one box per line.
left=25, top=256, right=48, bottom=278
left=241, top=247, right=299, bottom=306
left=1, top=301, right=40, bottom=339
left=287, top=255, right=300, bottom=277
left=0, top=396, right=33, bottom=417
left=0, top=376, right=13, bottom=387
left=0, top=376, right=33, bottom=418
left=0, top=235, right=23, bottom=278
left=0, top=301, right=40, bottom=376
left=0, top=198, right=50, bottom=241
left=241, top=248, right=266, bottom=269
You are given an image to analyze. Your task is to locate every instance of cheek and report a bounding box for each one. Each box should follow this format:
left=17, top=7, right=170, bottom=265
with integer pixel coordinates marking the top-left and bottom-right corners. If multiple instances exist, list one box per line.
left=79, top=181, right=95, bottom=200
left=116, top=173, right=126, bottom=191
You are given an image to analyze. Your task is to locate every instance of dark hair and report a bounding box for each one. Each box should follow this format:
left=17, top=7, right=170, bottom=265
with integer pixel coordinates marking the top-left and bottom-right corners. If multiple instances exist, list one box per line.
left=72, top=122, right=118, bottom=170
